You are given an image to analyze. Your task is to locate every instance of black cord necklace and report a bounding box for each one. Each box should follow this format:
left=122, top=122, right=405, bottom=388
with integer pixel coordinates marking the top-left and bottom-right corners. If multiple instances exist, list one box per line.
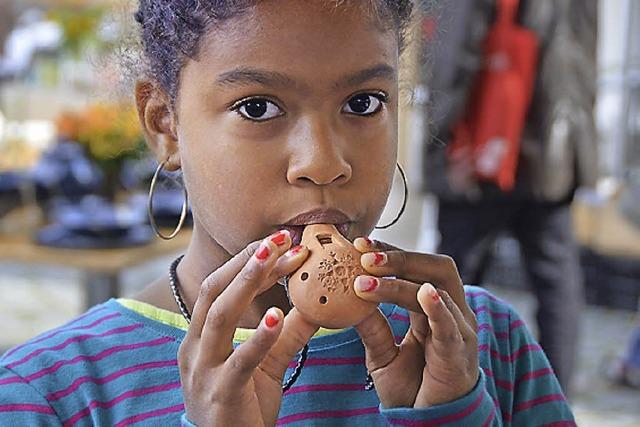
left=169, top=255, right=308, bottom=392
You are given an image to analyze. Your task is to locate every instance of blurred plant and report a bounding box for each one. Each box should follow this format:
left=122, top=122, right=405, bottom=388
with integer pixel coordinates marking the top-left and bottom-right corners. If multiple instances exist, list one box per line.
left=45, top=0, right=109, bottom=56
left=55, top=102, right=146, bottom=199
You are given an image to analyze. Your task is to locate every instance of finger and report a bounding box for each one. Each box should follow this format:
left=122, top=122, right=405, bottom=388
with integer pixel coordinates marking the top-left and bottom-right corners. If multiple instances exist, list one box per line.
left=188, top=240, right=260, bottom=338
left=257, top=244, right=310, bottom=295
left=260, top=308, right=319, bottom=382
left=417, top=283, right=463, bottom=349
left=354, top=308, right=398, bottom=372
left=201, top=237, right=285, bottom=363
left=224, top=307, right=284, bottom=388
left=439, top=290, right=477, bottom=340
left=360, top=251, right=469, bottom=318
left=406, top=310, right=430, bottom=345
left=354, top=275, right=423, bottom=313
left=354, top=237, right=400, bottom=253
left=190, top=230, right=292, bottom=337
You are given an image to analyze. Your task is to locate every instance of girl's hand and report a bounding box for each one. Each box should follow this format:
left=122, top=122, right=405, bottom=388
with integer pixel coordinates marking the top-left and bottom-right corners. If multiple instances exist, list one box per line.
left=178, top=232, right=317, bottom=427
left=352, top=238, right=479, bottom=409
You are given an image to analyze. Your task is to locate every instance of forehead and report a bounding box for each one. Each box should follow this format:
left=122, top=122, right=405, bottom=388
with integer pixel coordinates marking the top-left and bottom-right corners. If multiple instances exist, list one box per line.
left=182, top=0, right=399, bottom=91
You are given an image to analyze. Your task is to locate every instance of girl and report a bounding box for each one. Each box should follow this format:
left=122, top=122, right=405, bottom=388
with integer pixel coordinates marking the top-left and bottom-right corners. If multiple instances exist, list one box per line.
left=0, top=1, right=575, bottom=425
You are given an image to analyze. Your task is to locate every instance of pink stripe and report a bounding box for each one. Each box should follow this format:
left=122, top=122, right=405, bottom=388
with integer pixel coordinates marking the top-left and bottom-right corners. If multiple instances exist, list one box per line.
left=288, top=357, right=364, bottom=368
left=284, top=383, right=363, bottom=395
left=0, top=374, right=23, bottom=386
left=388, top=390, right=485, bottom=426
left=115, top=403, right=185, bottom=427
left=510, top=319, right=526, bottom=330
left=515, top=393, right=566, bottom=412
left=276, top=406, right=379, bottom=425
left=390, top=313, right=410, bottom=322
left=0, top=404, right=55, bottom=415
left=467, top=291, right=502, bottom=302
left=478, top=318, right=526, bottom=339
left=477, top=323, right=509, bottom=340
left=47, top=359, right=178, bottom=401
left=7, top=324, right=144, bottom=369
left=478, top=343, right=542, bottom=363
left=515, top=368, right=555, bottom=387
left=482, top=367, right=513, bottom=392
left=24, top=337, right=174, bottom=382
left=3, top=308, right=113, bottom=358
left=63, top=381, right=181, bottom=426
left=482, top=408, right=496, bottom=427
left=475, top=306, right=510, bottom=319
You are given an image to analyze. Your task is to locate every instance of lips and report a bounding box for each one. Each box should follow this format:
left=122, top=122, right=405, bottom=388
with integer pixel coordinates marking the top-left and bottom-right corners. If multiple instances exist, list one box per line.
left=280, top=208, right=353, bottom=246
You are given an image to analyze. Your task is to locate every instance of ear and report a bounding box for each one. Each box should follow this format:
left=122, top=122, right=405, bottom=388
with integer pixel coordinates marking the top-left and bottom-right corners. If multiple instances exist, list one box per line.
left=135, top=80, right=181, bottom=172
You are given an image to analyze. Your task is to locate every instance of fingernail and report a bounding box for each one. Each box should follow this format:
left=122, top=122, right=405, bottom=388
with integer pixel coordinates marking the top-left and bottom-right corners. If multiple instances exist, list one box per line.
left=429, top=284, right=440, bottom=303
left=362, top=252, right=387, bottom=267
left=355, top=276, right=379, bottom=293
left=265, top=308, right=280, bottom=328
left=287, top=245, right=304, bottom=257
left=363, top=237, right=373, bottom=246
left=373, top=252, right=387, bottom=266
left=270, top=230, right=289, bottom=246
left=255, top=243, right=271, bottom=261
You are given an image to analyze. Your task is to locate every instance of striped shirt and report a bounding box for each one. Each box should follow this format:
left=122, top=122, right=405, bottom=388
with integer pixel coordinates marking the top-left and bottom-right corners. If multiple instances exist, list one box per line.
left=0, top=286, right=575, bottom=426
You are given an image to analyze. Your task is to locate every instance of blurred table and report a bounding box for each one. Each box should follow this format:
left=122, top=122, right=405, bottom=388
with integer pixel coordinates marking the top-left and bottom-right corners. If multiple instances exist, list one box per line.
left=573, top=196, right=640, bottom=259
left=0, top=226, right=191, bottom=310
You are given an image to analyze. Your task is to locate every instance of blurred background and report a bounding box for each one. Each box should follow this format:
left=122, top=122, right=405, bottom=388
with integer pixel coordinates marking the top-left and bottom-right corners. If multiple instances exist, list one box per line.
left=0, top=1, right=638, bottom=425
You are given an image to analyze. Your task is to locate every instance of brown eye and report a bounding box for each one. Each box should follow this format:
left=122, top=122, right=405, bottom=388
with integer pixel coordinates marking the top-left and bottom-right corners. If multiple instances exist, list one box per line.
left=342, top=93, right=386, bottom=116
left=235, top=98, right=283, bottom=121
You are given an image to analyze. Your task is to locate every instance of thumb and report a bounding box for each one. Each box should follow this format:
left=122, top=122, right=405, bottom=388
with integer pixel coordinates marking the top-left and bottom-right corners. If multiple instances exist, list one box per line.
left=354, top=309, right=398, bottom=372
left=260, top=308, right=319, bottom=382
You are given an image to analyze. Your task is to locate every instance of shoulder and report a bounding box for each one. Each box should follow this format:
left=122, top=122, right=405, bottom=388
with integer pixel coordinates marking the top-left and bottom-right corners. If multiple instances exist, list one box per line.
left=464, top=285, right=516, bottom=318
left=1, top=300, right=179, bottom=384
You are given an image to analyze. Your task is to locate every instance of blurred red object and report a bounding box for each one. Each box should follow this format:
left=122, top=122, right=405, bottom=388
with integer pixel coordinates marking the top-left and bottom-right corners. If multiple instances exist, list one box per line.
left=448, top=0, right=538, bottom=191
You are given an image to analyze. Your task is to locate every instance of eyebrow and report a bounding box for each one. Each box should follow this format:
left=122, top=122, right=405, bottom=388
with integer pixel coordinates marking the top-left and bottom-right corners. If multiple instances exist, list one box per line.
left=216, top=67, right=297, bottom=89
left=214, top=63, right=396, bottom=92
left=335, top=63, right=397, bottom=90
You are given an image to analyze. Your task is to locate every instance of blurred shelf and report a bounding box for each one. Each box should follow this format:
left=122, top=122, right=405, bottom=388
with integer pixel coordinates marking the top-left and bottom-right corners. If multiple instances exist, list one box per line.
left=0, top=227, right=191, bottom=274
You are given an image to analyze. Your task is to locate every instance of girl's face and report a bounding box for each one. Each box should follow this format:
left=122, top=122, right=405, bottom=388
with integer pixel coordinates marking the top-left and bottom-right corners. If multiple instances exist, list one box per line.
left=175, top=0, right=399, bottom=254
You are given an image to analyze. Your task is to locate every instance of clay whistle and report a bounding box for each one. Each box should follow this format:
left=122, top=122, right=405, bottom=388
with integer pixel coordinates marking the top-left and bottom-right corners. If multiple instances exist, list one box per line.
left=287, top=224, right=378, bottom=329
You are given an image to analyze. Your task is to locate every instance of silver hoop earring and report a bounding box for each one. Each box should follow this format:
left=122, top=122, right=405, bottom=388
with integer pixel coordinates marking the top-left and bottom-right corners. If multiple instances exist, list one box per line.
left=375, top=163, right=408, bottom=229
left=147, top=160, right=189, bottom=240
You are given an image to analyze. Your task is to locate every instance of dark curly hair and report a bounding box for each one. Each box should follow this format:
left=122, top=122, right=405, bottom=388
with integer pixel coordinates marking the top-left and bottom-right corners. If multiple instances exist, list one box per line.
left=134, top=0, right=415, bottom=103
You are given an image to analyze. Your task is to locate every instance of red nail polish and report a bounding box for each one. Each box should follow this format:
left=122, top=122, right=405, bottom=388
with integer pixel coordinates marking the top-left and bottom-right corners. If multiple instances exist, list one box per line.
left=363, top=237, right=373, bottom=246
left=271, top=231, right=288, bottom=246
left=432, top=289, right=440, bottom=303
left=288, top=245, right=304, bottom=256
left=358, top=277, right=379, bottom=292
left=256, top=245, right=270, bottom=261
left=265, top=313, right=279, bottom=328
left=373, top=252, right=386, bottom=266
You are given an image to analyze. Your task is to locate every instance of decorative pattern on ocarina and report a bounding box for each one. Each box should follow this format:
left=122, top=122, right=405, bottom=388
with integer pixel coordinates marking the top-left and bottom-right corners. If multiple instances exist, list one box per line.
left=288, top=224, right=378, bottom=329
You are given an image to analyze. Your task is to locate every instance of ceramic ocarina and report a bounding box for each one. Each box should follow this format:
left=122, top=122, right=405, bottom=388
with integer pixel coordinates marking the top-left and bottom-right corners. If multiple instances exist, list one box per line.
left=287, top=224, right=377, bottom=329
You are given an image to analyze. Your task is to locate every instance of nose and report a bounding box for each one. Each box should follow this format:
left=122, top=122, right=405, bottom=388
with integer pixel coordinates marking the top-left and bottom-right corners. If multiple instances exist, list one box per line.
left=286, top=117, right=352, bottom=186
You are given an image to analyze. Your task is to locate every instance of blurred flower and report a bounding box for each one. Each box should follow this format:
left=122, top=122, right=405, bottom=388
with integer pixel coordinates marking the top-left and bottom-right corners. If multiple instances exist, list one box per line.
left=45, top=0, right=108, bottom=56
left=55, top=102, right=146, bottom=198
left=76, top=102, right=144, bottom=162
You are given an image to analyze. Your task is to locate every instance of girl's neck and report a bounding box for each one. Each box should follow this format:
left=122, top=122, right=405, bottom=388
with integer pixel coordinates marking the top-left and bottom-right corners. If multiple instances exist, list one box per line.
left=133, top=220, right=292, bottom=329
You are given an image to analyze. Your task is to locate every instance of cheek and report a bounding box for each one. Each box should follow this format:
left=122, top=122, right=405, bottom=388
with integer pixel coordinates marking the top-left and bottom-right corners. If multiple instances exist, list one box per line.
left=178, top=128, right=277, bottom=249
